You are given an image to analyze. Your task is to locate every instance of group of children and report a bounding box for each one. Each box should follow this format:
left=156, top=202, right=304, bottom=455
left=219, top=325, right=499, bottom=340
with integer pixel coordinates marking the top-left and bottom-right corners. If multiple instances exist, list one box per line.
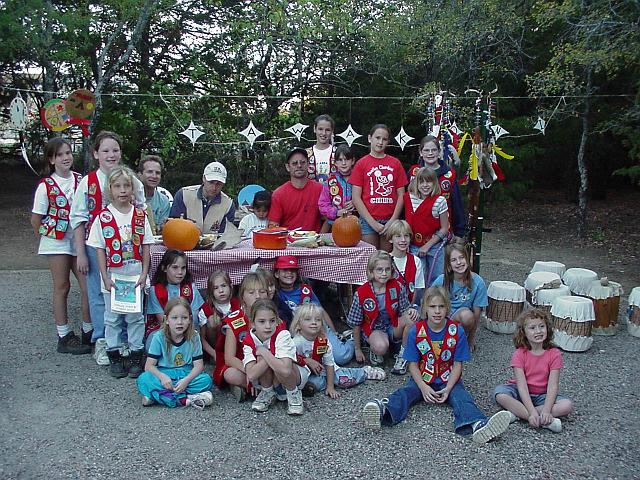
left=31, top=127, right=573, bottom=441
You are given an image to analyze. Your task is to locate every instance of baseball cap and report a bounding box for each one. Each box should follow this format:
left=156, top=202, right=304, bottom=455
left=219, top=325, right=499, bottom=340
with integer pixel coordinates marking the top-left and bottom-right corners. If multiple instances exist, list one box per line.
left=203, top=162, right=227, bottom=183
left=274, top=255, right=300, bottom=270
left=286, top=147, right=308, bottom=163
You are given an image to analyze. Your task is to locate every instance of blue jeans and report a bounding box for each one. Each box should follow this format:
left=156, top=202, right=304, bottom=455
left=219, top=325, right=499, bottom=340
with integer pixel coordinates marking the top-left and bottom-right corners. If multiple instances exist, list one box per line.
left=86, top=246, right=106, bottom=342
left=326, top=327, right=354, bottom=365
left=103, top=292, right=144, bottom=351
left=308, top=367, right=367, bottom=391
left=137, top=367, right=213, bottom=408
left=383, top=378, right=486, bottom=435
left=359, top=217, right=388, bottom=236
left=493, top=383, right=570, bottom=406
left=410, top=243, right=445, bottom=287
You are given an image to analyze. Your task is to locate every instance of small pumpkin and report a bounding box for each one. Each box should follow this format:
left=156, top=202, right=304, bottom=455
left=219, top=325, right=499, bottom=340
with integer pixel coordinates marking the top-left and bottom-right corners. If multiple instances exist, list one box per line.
left=332, top=213, right=361, bottom=247
left=162, top=217, right=201, bottom=251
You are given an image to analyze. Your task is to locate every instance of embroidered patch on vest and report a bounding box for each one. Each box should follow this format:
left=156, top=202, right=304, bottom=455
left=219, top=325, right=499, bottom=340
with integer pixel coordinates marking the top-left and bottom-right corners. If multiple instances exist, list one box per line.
left=231, top=318, right=246, bottom=329
left=363, top=298, right=376, bottom=312
left=417, top=339, right=430, bottom=354
left=441, top=349, right=452, bottom=361
left=448, top=324, right=457, bottom=336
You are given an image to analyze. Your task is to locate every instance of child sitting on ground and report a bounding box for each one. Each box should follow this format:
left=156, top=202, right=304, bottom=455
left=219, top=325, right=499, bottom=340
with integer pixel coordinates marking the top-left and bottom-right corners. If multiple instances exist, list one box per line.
left=200, top=269, right=239, bottom=362
left=291, top=304, right=386, bottom=398
left=385, top=219, right=425, bottom=308
left=362, top=286, right=511, bottom=444
left=493, top=309, right=574, bottom=433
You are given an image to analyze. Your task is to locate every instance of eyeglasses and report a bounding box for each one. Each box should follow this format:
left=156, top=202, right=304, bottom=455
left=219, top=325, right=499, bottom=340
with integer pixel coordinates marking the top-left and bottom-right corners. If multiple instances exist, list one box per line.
left=289, top=160, right=308, bottom=166
left=374, top=267, right=392, bottom=274
left=421, top=148, right=439, bottom=154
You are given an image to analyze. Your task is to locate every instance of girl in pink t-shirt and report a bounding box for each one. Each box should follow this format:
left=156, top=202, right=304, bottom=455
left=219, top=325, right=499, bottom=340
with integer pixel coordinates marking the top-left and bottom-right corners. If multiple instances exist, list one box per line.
left=350, top=124, right=408, bottom=250
left=493, top=309, right=574, bottom=433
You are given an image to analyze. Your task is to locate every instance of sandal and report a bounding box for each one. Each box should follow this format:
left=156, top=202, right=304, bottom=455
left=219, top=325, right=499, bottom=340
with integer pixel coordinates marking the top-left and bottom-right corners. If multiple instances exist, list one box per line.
left=363, top=365, right=386, bottom=381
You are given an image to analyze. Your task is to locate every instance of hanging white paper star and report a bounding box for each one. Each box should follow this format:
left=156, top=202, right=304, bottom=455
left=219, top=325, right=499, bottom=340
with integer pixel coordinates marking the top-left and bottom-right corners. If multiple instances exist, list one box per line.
left=430, top=125, right=441, bottom=138
left=284, top=123, right=309, bottom=141
left=534, top=117, right=546, bottom=135
left=448, top=122, right=463, bottom=136
left=394, top=126, right=414, bottom=151
left=434, top=94, right=443, bottom=107
left=336, top=124, right=361, bottom=147
left=179, top=121, right=205, bottom=146
left=491, top=125, right=509, bottom=140
left=9, top=93, right=28, bottom=131
left=238, top=120, right=264, bottom=147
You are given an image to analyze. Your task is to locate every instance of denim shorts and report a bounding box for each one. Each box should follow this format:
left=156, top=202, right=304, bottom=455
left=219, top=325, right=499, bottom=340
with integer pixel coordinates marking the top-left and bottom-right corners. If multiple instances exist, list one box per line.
left=361, top=324, right=400, bottom=346
left=493, top=383, right=569, bottom=406
left=359, top=217, right=388, bottom=236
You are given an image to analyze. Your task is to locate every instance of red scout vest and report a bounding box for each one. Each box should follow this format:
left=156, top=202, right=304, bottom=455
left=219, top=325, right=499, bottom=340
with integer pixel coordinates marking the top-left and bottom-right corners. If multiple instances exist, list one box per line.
left=395, top=253, right=418, bottom=303
left=202, top=297, right=241, bottom=319
left=403, top=192, right=441, bottom=247
left=296, top=335, right=330, bottom=365
left=306, top=146, right=335, bottom=181
left=39, top=173, right=82, bottom=239
left=415, top=319, right=461, bottom=384
left=154, top=282, right=193, bottom=308
left=357, top=279, right=402, bottom=337
left=85, top=171, right=103, bottom=239
left=327, top=173, right=346, bottom=208
left=408, top=165, right=457, bottom=213
left=99, top=207, right=146, bottom=268
left=224, top=308, right=251, bottom=360
left=242, top=322, right=288, bottom=358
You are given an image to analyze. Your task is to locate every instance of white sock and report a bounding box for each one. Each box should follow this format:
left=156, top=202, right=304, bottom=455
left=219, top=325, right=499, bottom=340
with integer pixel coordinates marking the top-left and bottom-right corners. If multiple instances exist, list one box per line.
left=82, top=322, right=93, bottom=333
left=56, top=324, right=71, bottom=338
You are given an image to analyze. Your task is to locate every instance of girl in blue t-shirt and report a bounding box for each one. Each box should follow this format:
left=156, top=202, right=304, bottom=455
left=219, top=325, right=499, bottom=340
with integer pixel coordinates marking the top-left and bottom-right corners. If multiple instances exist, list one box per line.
left=431, top=242, right=487, bottom=351
left=137, top=297, right=213, bottom=408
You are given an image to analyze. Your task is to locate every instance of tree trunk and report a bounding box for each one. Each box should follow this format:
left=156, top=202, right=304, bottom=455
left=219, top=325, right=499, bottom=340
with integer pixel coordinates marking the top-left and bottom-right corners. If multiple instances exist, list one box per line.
left=576, top=70, right=592, bottom=238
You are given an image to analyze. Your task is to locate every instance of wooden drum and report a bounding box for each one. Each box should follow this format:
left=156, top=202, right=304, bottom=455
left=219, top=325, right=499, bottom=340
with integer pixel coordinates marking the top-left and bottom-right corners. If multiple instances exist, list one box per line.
left=485, top=281, right=526, bottom=334
left=628, top=287, right=640, bottom=338
left=563, top=268, right=598, bottom=297
left=550, top=295, right=595, bottom=352
left=524, top=271, right=563, bottom=306
left=530, top=261, right=566, bottom=277
left=586, top=279, right=623, bottom=336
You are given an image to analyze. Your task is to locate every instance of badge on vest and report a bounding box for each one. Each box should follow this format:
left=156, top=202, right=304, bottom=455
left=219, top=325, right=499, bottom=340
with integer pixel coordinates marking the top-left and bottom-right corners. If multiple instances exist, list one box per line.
left=415, top=232, right=423, bottom=243
left=134, top=226, right=145, bottom=235
left=111, top=253, right=122, bottom=264
left=330, top=185, right=339, bottom=196
left=409, top=282, right=415, bottom=292
left=182, top=286, right=192, bottom=297
left=301, top=286, right=310, bottom=295
left=112, top=239, right=121, bottom=250
left=88, top=183, right=97, bottom=195
left=317, top=345, right=328, bottom=355
left=56, top=220, right=68, bottom=232
left=48, top=206, right=58, bottom=216
left=45, top=178, right=54, bottom=185
left=448, top=324, right=457, bottom=336
left=417, top=339, right=430, bottom=354
left=332, top=195, right=342, bottom=206
left=100, top=211, right=113, bottom=222
left=238, top=331, right=247, bottom=342
left=417, top=325, right=427, bottom=337
left=422, top=371, right=434, bottom=383
left=231, top=318, right=246, bottom=329
left=87, top=197, right=96, bottom=211
left=441, top=180, right=451, bottom=191
left=58, top=209, right=69, bottom=220
left=444, top=171, right=453, bottom=179
left=103, top=226, right=115, bottom=239
left=427, top=351, right=435, bottom=365
left=363, top=298, right=376, bottom=312
left=132, top=234, right=140, bottom=246
left=441, top=349, right=452, bottom=361
left=446, top=337, right=457, bottom=348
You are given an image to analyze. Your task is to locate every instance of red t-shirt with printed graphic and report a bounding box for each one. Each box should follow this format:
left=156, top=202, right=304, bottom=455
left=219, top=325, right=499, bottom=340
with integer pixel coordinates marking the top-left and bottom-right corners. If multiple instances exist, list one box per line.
left=349, top=154, right=408, bottom=221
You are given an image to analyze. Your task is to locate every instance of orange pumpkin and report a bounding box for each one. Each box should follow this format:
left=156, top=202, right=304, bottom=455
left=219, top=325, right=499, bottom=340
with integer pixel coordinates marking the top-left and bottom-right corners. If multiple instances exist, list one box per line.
left=162, top=217, right=201, bottom=251
left=332, top=213, right=361, bottom=247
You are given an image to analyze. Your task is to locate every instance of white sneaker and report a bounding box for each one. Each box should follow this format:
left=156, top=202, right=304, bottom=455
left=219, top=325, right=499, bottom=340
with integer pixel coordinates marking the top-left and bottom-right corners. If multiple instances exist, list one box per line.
left=362, top=399, right=386, bottom=431
left=286, top=388, right=304, bottom=416
left=252, top=387, right=276, bottom=412
left=391, top=354, right=408, bottom=375
left=363, top=365, right=386, bottom=381
left=120, top=344, right=131, bottom=357
left=472, top=410, right=511, bottom=444
left=141, top=396, right=155, bottom=407
left=93, top=338, right=110, bottom=366
left=369, top=350, right=384, bottom=366
left=186, top=391, right=213, bottom=410
left=542, top=417, right=562, bottom=433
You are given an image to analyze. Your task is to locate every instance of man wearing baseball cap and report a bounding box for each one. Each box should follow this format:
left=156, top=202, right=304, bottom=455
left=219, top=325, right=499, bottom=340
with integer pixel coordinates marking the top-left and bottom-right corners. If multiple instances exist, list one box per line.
left=169, top=161, right=236, bottom=233
left=268, top=147, right=323, bottom=232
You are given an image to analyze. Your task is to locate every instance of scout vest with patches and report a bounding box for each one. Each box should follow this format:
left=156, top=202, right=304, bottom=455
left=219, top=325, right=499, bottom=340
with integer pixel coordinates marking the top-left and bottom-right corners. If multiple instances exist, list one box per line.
left=39, top=172, right=82, bottom=239
left=357, top=279, right=402, bottom=336
left=415, top=319, right=460, bottom=384
left=153, top=282, right=194, bottom=308
left=306, top=145, right=335, bottom=182
left=403, top=192, right=441, bottom=247
left=395, top=253, right=418, bottom=303
left=85, top=171, right=103, bottom=240
left=182, top=185, right=232, bottom=233
left=296, top=335, right=330, bottom=366
left=326, top=173, right=352, bottom=210
left=99, top=207, right=146, bottom=268
left=224, top=308, right=251, bottom=358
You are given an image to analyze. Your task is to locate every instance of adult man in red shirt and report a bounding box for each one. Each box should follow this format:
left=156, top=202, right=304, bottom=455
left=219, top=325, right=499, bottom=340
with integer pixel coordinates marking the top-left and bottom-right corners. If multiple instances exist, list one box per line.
left=269, top=147, right=323, bottom=232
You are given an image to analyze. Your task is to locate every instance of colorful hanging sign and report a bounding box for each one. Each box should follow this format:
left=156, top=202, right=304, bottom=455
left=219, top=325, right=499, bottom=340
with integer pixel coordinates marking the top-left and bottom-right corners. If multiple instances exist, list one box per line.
left=238, top=120, right=264, bottom=147
left=40, top=98, right=70, bottom=132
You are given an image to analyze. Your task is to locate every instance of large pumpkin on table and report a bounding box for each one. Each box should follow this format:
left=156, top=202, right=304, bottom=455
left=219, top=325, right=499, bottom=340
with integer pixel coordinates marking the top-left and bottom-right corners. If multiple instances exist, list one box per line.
left=162, top=218, right=201, bottom=251
left=332, top=213, right=361, bottom=247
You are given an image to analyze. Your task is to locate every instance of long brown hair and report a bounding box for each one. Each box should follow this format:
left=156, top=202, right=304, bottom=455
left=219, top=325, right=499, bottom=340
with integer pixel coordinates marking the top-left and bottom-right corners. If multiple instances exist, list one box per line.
left=513, top=309, right=555, bottom=350
left=41, top=137, right=73, bottom=176
left=443, top=241, right=472, bottom=290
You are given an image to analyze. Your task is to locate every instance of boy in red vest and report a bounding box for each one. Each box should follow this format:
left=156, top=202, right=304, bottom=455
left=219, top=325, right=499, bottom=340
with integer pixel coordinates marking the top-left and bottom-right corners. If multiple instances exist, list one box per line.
left=362, top=286, right=511, bottom=444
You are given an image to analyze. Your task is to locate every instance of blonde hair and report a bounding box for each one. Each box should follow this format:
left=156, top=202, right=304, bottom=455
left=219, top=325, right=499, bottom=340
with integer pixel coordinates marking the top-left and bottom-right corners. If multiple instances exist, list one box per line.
left=384, top=219, right=413, bottom=242
left=289, top=303, right=327, bottom=337
left=420, top=286, right=451, bottom=319
left=408, top=167, right=441, bottom=198
left=255, top=267, right=276, bottom=298
left=105, top=165, right=136, bottom=203
left=238, top=272, right=267, bottom=308
left=366, top=250, right=393, bottom=281
left=163, top=297, right=196, bottom=352
left=513, top=309, right=555, bottom=350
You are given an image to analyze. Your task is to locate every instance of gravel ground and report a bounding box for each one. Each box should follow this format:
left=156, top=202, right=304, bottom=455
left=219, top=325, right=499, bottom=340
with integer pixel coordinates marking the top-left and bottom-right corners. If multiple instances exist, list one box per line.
left=1, top=227, right=639, bottom=479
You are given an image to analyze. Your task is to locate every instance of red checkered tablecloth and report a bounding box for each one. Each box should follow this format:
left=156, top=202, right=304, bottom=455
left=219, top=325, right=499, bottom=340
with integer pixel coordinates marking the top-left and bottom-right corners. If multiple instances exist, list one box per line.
left=150, top=237, right=376, bottom=289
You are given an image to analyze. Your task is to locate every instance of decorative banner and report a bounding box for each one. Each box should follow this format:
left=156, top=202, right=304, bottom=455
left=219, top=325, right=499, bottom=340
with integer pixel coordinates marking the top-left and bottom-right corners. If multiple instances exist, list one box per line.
left=394, top=126, right=414, bottom=151
left=66, top=89, right=95, bottom=119
left=284, top=122, right=309, bottom=141
left=430, top=125, right=440, bottom=138
left=491, top=125, right=509, bottom=140
left=9, top=93, right=28, bottom=130
left=534, top=117, right=546, bottom=135
left=40, top=98, right=70, bottom=132
left=336, top=124, right=361, bottom=147
left=238, top=120, right=263, bottom=147
left=179, top=120, right=205, bottom=146
left=434, top=94, right=443, bottom=107
left=449, top=121, right=463, bottom=136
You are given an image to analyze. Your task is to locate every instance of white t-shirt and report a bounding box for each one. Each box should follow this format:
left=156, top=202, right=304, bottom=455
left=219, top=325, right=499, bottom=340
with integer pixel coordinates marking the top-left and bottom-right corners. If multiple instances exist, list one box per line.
left=293, top=334, right=336, bottom=368
left=409, top=194, right=448, bottom=218
left=238, top=213, right=268, bottom=237
left=86, top=204, right=154, bottom=291
left=393, top=254, right=425, bottom=290
left=312, top=145, right=332, bottom=177
left=242, top=329, right=297, bottom=366
left=32, top=173, right=78, bottom=255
